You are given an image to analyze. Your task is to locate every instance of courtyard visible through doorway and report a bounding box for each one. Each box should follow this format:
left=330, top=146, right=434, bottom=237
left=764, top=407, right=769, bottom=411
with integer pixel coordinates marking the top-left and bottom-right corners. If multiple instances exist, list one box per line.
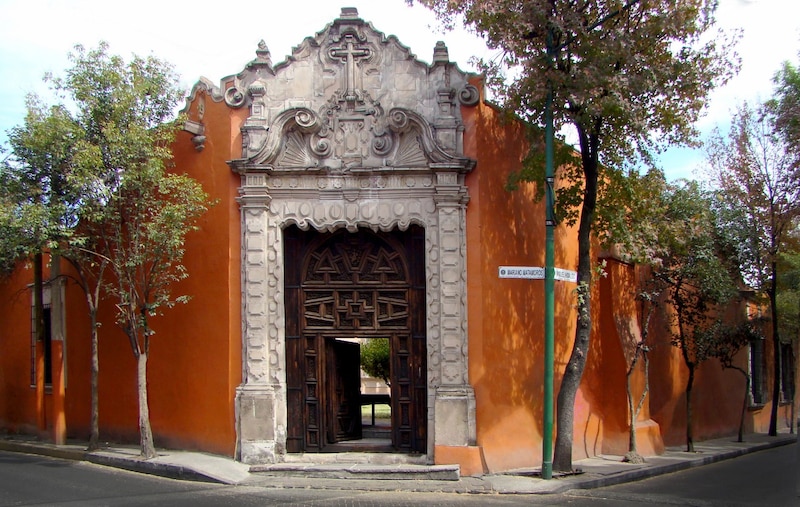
left=283, top=225, right=427, bottom=454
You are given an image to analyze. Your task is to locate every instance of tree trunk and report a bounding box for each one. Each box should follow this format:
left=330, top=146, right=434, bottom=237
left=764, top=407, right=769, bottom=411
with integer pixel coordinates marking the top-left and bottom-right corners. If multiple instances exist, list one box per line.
left=67, top=257, right=104, bottom=451
left=768, top=261, right=780, bottom=436
left=137, top=352, right=156, bottom=459
left=624, top=345, right=649, bottom=464
left=33, top=252, right=46, bottom=432
left=87, top=307, right=100, bottom=451
left=685, top=364, right=695, bottom=452
left=732, top=366, right=749, bottom=443
left=552, top=127, right=599, bottom=473
left=626, top=361, right=638, bottom=455
left=552, top=232, right=593, bottom=472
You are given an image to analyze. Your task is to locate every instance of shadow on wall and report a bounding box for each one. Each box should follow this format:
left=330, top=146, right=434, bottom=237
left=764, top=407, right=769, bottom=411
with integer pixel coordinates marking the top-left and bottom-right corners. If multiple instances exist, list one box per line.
left=464, top=101, right=582, bottom=471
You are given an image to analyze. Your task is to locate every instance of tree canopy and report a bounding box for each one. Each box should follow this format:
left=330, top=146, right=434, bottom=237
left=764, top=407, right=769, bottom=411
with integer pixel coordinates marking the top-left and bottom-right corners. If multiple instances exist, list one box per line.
left=1, top=42, right=209, bottom=457
left=706, top=96, right=800, bottom=436
left=414, top=0, right=739, bottom=471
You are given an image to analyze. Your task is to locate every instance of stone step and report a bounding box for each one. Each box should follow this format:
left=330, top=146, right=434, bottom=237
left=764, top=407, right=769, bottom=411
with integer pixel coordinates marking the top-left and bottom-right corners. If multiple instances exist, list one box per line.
left=249, top=462, right=461, bottom=481
left=362, top=428, right=391, bottom=439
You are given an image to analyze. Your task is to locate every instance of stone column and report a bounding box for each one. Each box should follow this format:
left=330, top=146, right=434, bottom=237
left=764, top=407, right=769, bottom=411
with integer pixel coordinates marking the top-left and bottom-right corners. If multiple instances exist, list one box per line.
left=235, top=177, right=284, bottom=464
left=432, top=169, right=476, bottom=447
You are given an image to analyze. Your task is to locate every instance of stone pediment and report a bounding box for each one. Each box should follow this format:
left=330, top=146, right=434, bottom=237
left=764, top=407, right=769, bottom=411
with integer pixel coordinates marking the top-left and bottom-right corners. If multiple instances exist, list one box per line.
left=219, top=7, right=478, bottom=174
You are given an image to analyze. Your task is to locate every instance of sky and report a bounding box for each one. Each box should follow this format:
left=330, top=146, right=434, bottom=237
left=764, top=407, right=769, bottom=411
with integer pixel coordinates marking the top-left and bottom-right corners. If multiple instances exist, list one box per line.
left=1, top=0, right=798, bottom=181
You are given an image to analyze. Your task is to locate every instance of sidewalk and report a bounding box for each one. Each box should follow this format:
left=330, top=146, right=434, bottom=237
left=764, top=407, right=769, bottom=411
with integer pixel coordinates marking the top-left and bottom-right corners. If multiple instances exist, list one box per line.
left=0, top=431, right=795, bottom=494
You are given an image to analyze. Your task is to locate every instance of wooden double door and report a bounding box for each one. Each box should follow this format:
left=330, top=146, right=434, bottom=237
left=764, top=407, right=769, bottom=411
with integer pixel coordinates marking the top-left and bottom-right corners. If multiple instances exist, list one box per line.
left=284, top=225, right=427, bottom=453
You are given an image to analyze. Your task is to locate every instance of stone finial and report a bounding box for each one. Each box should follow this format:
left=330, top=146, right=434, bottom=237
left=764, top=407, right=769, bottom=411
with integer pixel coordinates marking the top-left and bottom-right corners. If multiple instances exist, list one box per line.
left=433, top=41, right=450, bottom=64
left=339, top=7, right=359, bottom=19
left=255, top=40, right=272, bottom=66
left=245, top=40, right=274, bottom=75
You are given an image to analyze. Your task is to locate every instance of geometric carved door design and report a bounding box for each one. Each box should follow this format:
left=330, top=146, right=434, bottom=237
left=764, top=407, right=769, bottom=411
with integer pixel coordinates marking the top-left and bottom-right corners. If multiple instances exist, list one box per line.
left=284, top=224, right=426, bottom=453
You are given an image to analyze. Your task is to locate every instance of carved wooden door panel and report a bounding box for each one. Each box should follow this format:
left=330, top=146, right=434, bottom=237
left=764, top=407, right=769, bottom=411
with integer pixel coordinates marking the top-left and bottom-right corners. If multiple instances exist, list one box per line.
left=284, top=225, right=426, bottom=453
left=326, top=339, right=362, bottom=443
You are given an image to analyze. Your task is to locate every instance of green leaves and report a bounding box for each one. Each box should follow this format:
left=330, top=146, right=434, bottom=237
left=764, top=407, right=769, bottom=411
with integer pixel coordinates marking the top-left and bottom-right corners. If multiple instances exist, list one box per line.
left=2, top=41, right=208, bottom=349
left=706, top=100, right=800, bottom=291
left=771, top=59, right=800, bottom=159
left=650, top=181, right=738, bottom=363
left=360, top=338, right=391, bottom=386
left=104, top=164, right=209, bottom=335
left=419, top=0, right=738, bottom=230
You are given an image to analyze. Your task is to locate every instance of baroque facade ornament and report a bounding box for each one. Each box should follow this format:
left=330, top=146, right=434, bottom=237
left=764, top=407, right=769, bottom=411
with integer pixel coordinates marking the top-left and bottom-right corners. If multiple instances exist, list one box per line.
left=221, top=7, right=480, bottom=464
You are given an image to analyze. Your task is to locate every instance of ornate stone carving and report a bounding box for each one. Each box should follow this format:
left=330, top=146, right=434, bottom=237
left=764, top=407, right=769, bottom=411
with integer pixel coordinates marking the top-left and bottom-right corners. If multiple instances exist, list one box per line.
left=183, top=119, right=205, bottom=152
left=457, top=84, right=480, bottom=106
left=225, top=86, right=247, bottom=109
left=228, top=7, right=480, bottom=464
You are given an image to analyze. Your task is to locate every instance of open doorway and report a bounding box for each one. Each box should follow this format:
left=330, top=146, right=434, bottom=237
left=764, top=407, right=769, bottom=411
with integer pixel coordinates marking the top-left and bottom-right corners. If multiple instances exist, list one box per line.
left=283, top=225, right=426, bottom=453
left=359, top=337, right=391, bottom=443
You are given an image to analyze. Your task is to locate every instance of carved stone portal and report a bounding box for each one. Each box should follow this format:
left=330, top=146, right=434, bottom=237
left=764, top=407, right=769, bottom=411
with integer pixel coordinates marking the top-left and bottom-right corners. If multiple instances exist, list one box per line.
left=224, top=8, right=479, bottom=464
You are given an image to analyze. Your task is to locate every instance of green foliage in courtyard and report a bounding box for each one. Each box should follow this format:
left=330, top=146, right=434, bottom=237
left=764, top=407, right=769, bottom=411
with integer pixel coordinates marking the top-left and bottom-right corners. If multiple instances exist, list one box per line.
left=360, top=338, right=390, bottom=386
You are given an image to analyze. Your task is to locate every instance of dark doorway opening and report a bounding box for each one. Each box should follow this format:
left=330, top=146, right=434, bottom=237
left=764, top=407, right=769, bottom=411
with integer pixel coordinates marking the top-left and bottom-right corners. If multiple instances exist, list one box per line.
left=284, top=225, right=426, bottom=453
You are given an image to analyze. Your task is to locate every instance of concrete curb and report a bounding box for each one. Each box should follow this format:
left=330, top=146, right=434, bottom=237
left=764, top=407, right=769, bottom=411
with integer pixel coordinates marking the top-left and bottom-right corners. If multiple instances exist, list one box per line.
left=87, top=453, right=223, bottom=483
left=1, top=433, right=796, bottom=493
left=251, top=462, right=461, bottom=481
left=554, top=436, right=796, bottom=494
left=0, top=440, right=233, bottom=484
left=0, top=439, right=87, bottom=462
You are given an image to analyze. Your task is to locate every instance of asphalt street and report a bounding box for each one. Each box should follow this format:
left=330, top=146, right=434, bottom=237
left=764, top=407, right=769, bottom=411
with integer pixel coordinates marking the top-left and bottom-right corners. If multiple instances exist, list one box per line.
left=0, top=443, right=796, bottom=506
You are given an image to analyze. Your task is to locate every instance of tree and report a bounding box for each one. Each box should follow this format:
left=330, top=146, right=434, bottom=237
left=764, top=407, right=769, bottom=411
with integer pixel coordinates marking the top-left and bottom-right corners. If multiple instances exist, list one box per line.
left=706, top=100, right=800, bottom=436
left=1, top=43, right=207, bottom=457
left=45, top=43, right=209, bottom=459
left=1, top=95, right=88, bottom=438
left=43, top=42, right=191, bottom=452
left=706, top=319, right=763, bottom=443
left=620, top=273, right=667, bottom=464
left=102, top=166, right=208, bottom=459
left=773, top=60, right=800, bottom=434
left=361, top=338, right=391, bottom=386
left=772, top=59, right=800, bottom=160
left=413, top=0, right=738, bottom=471
left=611, top=168, right=671, bottom=464
left=0, top=176, right=32, bottom=276
left=654, top=181, right=737, bottom=452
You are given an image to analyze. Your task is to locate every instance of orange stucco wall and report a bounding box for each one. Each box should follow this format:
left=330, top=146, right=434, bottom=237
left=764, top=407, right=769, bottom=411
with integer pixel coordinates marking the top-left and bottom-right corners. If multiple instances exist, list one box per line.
left=459, top=81, right=787, bottom=473
left=1, top=73, right=790, bottom=468
left=463, top=91, right=585, bottom=472
left=0, top=85, right=245, bottom=456
left=648, top=298, right=784, bottom=446
left=0, top=264, right=41, bottom=435
left=462, top=93, right=632, bottom=471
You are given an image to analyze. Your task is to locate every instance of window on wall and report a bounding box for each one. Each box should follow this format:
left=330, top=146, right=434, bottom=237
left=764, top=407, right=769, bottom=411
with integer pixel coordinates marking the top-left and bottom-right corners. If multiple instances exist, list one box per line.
left=749, top=338, right=766, bottom=406
left=780, top=343, right=795, bottom=404
left=30, top=304, right=53, bottom=387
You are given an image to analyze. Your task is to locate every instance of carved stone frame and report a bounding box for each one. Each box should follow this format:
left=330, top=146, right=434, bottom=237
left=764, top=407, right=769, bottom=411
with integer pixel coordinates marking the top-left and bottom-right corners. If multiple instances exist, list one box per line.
left=233, top=166, right=475, bottom=464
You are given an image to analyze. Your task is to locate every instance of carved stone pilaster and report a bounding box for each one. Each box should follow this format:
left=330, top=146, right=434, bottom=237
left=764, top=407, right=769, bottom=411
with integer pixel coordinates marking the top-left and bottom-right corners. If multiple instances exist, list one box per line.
left=431, top=169, right=475, bottom=447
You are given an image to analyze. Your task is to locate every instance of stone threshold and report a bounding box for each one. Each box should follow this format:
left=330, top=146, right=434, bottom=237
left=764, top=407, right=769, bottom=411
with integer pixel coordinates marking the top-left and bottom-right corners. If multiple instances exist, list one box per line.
left=249, top=461, right=460, bottom=481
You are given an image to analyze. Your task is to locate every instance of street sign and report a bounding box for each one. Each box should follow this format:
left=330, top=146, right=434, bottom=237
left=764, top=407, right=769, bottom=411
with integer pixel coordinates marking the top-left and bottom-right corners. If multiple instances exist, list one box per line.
left=498, top=266, right=577, bottom=283
left=554, top=268, right=578, bottom=283
left=498, top=266, right=544, bottom=279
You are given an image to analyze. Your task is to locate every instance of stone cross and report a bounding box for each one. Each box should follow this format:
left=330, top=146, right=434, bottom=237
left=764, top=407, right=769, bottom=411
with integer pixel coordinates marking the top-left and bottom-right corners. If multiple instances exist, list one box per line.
left=329, top=36, right=371, bottom=102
